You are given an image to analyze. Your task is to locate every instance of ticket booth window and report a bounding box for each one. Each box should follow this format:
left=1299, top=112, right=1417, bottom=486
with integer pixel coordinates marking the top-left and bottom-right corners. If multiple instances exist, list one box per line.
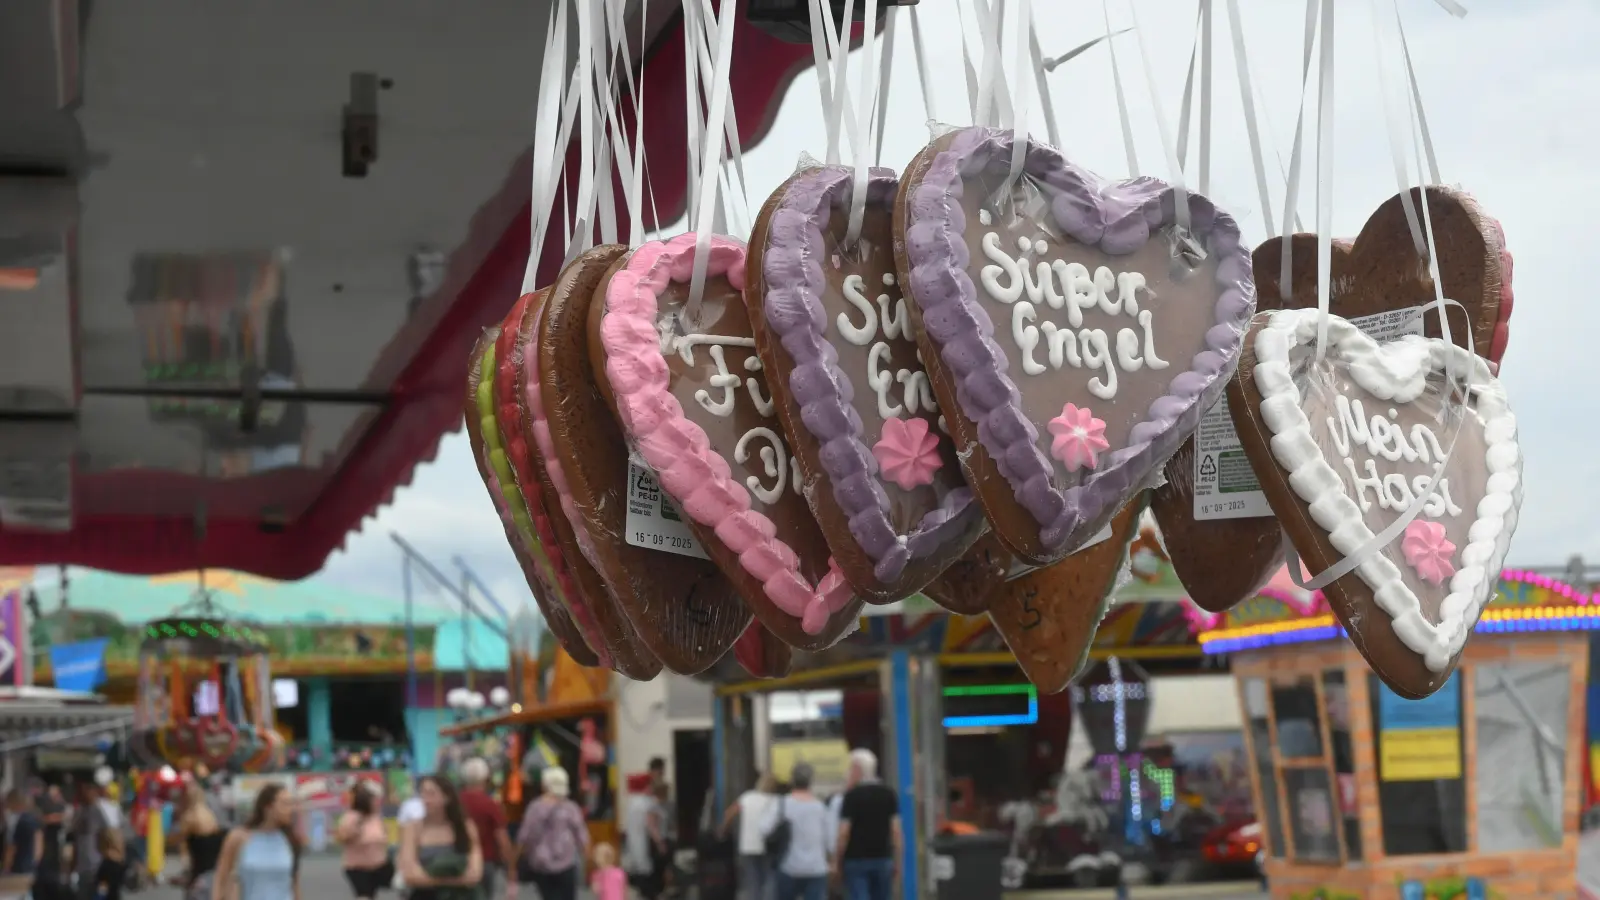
left=1473, top=661, right=1570, bottom=853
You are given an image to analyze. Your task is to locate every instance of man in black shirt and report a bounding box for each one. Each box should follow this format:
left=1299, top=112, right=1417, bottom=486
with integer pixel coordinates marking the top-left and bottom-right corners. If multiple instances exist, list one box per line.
left=832, top=749, right=900, bottom=900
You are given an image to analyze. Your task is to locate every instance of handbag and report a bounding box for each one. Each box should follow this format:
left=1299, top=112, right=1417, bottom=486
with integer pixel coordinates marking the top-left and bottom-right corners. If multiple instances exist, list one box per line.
left=763, top=798, right=790, bottom=862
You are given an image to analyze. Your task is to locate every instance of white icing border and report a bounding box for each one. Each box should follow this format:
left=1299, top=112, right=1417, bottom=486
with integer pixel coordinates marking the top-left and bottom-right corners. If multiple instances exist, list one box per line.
left=1252, top=308, right=1522, bottom=672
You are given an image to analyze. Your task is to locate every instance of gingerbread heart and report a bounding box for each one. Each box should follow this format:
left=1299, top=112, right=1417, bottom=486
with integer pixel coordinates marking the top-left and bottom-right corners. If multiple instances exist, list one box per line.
left=465, top=326, right=602, bottom=669
left=491, top=290, right=616, bottom=668
left=746, top=165, right=986, bottom=602
left=733, top=621, right=794, bottom=679
left=508, top=288, right=665, bottom=677
left=894, top=126, right=1255, bottom=565
left=989, top=495, right=1148, bottom=693
left=593, top=233, right=865, bottom=651
left=1227, top=309, right=1521, bottom=698
left=538, top=245, right=739, bottom=676
left=921, top=532, right=1018, bottom=615
left=1154, top=187, right=1515, bottom=613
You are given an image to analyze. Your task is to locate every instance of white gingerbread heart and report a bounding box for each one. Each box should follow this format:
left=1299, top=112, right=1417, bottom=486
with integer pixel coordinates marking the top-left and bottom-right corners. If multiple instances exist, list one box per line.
left=1239, top=308, right=1520, bottom=686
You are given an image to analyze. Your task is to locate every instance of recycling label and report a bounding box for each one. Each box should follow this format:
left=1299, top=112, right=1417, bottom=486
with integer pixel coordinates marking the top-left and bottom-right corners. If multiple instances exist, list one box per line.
left=624, top=462, right=709, bottom=559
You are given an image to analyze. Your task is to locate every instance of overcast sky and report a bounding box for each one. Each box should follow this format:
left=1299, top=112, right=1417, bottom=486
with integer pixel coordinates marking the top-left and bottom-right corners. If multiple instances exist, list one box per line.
left=314, top=0, right=1597, bottom=609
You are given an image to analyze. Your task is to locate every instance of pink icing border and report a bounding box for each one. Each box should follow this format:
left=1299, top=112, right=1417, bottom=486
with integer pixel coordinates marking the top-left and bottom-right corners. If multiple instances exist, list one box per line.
left=524, top=300, right=611, bottom=588
left=599, top=233, right=851, bottom=635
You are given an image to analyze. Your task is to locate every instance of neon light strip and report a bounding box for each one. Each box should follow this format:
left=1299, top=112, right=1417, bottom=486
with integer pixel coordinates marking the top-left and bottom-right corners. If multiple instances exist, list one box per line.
left=1197, top=605, right=1600, bottom=654
left=942, top=683, right=1039, bottom=728
left=942, top=684, right=1036, bottom=697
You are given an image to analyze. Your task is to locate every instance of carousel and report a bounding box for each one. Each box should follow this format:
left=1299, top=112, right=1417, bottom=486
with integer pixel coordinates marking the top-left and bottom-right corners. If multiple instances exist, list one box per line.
left=129, top=581, right=285, bottom=773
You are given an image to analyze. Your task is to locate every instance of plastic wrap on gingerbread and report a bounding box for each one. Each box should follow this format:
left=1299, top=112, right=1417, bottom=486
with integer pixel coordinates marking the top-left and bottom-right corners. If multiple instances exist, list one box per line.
left=597, top=233, right=865, bottom=652
left=747, top=162, right=986, bottom=604
left=893, top=124, right=1257, bottom=566
left=1229, top=308, right=1520, bottom=696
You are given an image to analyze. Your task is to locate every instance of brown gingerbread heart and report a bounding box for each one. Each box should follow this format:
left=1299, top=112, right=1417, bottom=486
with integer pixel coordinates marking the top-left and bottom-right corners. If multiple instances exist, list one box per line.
left=589, top=234, right=864, bottom=652
left=539, top=245, right=744, bottom=677
left=1153, top=187, right=1513, bottom=614
left=464, top=326, right=600, bottom=669
left=1226, top=308, right=1521, bottom=698
left=510, top=287, right=663, bottom=677
left=921, top=532, right=1019, bottom=616
left=989, top=495, right=1148, bottom=693
left=744, top=165, right=985, bottom=603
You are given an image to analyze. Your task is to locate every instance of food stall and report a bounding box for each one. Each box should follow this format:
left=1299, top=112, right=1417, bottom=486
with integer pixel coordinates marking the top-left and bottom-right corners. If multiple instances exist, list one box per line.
left=1191, top=569, right=1589, bottom=900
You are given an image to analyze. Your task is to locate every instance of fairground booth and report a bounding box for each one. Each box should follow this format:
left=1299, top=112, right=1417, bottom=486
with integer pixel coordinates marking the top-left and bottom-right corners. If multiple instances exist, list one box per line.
left=1189, top=568, right=1593, bottom=900
left=709, top=523, right=1258, bottom=893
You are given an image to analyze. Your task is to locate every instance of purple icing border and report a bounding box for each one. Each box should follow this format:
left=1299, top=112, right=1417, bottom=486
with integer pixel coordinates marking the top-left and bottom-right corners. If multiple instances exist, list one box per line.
left=762, top=165, right=980, bottom=584
left=902, top=127, right=1256, bottom=552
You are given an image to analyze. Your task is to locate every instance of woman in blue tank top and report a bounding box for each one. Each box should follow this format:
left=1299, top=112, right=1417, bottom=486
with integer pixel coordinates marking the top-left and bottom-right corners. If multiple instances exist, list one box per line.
left=211, top=783, right=301, bottom=900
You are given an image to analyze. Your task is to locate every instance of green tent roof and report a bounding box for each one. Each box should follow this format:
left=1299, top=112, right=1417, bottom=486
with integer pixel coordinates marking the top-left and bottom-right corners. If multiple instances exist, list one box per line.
left=30, top=570, right=461, bottom=627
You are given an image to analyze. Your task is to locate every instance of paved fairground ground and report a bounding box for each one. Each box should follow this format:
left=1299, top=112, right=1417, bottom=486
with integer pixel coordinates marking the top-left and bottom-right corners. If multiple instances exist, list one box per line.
left=138, top=855, right=1267, bottom=900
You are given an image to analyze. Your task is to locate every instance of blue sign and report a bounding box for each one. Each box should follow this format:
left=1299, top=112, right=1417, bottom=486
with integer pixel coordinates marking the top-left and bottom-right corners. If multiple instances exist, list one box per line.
left=1378, top=672, right=1461, bottom=731
left=48, top=639, right=109, bottom=693
left=1400, top=880, right=1425, bottom=900
left=1466, top=876, right=1487, bottom=900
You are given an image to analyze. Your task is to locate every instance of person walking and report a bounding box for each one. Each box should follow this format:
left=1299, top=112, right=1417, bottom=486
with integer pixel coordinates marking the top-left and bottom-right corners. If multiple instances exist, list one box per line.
left=397, top=776, right=483, bottom=900
left=175, top=779, right=227, bottom=900
left=620, top=775, right=667, bottom=900
left=457, top=759, right=516, bottom=899
left=211, top=782, right=301, bottom=900
left=759, top=764, right=831, bottom=900
left=33, top=784, right=67, bottom=900
left=70, top=781, right=122, bottom=900
left=832, top=750, right=901, bottom=900
left=513, top=767, right=587, bottom=900
left=335, top=784, right=391, bottom=899
left=721, top=773, right=779, bottom=900
left=3, top=789, right=42, bottom=878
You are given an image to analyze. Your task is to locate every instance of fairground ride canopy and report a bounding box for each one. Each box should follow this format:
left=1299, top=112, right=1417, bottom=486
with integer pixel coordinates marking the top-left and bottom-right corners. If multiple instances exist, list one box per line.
left=0, top=1, right=814, bottom=577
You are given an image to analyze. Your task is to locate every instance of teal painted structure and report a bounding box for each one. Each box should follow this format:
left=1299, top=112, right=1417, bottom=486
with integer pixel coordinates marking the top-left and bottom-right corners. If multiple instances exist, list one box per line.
left=306, top=676, right=333, bottom=763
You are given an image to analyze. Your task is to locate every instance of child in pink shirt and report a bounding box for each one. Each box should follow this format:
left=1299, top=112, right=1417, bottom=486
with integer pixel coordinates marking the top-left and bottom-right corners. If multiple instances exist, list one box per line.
left=590, top=842, right=627, bottom=900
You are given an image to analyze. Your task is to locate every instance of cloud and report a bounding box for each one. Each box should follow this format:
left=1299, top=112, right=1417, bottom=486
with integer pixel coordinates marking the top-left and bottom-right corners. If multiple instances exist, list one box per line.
left=315, top=0, right=1598, bottom=604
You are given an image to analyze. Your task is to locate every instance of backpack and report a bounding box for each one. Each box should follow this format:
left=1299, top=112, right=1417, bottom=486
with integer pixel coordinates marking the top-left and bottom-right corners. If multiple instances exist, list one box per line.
left=764, top=797, right=790, bottom=862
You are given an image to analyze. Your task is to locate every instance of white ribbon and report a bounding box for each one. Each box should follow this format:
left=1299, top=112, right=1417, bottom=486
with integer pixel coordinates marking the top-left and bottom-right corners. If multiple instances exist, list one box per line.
left=1312, top=0, right=1335, bottom=361
left=1394, top=0, right=1445, bottom=185
left=847, top=0, right=882, bottom=245
left=524, top=1, right=572, bottom=292
left=685, top=0, right=739, bottom=313
left=1276, top=0, right=1321, bottom=301
left=1127, top=0, right=1191, bottom=231
left=1025, top=6, right=1060, bottom=149
left=971, top=0, right=1013, bottom=130
left=824, top=0, right=858, bottom=165
left=1004, top=0, right=1035, bottom=190
left=1100, top=0, right=1139, bottom=177
left=873, top=7, right=898, bottom=167
left=908, top=5, right=939, bottom=126
left=1224, top=0, right=1277, bottom=237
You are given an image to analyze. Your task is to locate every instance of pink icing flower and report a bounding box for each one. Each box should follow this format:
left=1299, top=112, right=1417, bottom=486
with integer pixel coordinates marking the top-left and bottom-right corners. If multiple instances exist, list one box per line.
left=1401, top=520, right=1457, bottom=586
left=873, top=416, right=943, bottom=490
left=1048, top=403, right=1110, bottom=471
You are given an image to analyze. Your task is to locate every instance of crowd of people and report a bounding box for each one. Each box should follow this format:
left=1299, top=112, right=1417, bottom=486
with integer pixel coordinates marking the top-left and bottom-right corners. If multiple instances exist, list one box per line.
left=0, top=746, right=892, bottom=900
left=722, top=749, right=902, bottom=900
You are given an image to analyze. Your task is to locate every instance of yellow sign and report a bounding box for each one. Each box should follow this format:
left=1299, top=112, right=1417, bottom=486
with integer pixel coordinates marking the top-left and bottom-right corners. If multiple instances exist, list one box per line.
left=769, top=739, right=850, bottom=788
left=1380, top=727, right=1461, bottom=781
